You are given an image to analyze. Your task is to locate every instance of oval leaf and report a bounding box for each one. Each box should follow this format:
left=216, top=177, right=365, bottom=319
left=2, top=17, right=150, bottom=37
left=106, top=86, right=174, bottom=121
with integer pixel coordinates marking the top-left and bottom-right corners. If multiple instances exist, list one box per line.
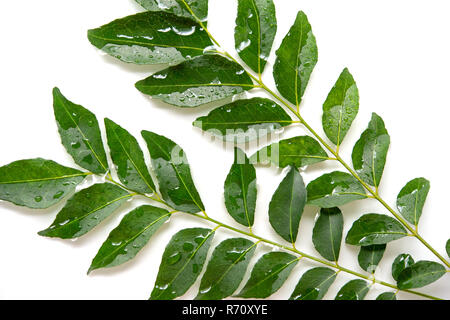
left=150, top=228, right=215, bottom=300
left=193, top=97, right=292, bottom=142
left=322, top=68, right=359, bottom=146
left=235, top=0, right=277, bottom=74
left=352, top=113, right=390, bottom=188
left=312, top=207, right=343, bottom=262
left=376, top=292, right=397, bottom=300
left=358, top=244, right=386, bottom=273
left=53, top=88, right=108, bottom=174
left=141, top=131, right=205, bottom=214
left=224, top=148, right=257, bottom=227
left=0, top=159, right=87, bottom=209
left=236, top=252, right=298, bottom=298
left=136, top=0, right=209, bottom=23
left=396, top=177, right=430, bottom=226
left=307, top=171, right=366, bottom=208
left=136, top=54, right=254, bottom=107
left=250, top=136, right=328, bottom=168
left=335, top=279, right=370, bottom=300
left=269, top=166, right=306, bottom=243
left=88, top=11, right=213, bottom=65
left=38, top=183, right=131, bottom=239
left=346, top=213, right=408, bottom=246
left=392, top=253, right=415, bottom=281
left=88, top=205, right=171, bottom=273
left=105, top=118, right=156, bottom=194
left=289, top=267, right=337, bottom=300
left=397, top=261, right=446, bottom=290
left=196, top=238, right=257, bottom=300
left=273, top=11, right=318, bottom=106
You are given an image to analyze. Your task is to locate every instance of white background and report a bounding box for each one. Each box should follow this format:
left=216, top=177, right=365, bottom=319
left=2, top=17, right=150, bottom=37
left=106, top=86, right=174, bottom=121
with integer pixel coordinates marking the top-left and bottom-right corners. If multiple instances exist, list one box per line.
left=0, top=0, right=449, bottom=300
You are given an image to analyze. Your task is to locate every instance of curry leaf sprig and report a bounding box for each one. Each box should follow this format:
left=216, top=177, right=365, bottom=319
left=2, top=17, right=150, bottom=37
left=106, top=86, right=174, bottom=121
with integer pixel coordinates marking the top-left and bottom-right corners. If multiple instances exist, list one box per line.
left=1, top=0, right=449, bottom=300
left=87, top=0, right=450, bottom=272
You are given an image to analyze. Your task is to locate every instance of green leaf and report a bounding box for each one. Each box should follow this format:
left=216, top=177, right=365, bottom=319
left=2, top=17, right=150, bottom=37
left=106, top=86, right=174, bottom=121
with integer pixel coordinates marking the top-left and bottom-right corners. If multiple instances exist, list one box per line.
left=193, top=97, right=291, bottom=142
left=136, top=54, right=254, bottom=107
left=376, top=292, right=397, bottom=300
left=136, top=0, right=209, bottom=23
left=150, top=228, right=215, bottom=300
left=250, top=136, right=328, bottom=168
left=224, top=148, right=257, bottom=227
left=358, top=244, right=386, bottom=273
left=289, top=267, right=337, bottom=300
left=38, top=183, right=131, bottom=239
left=397, top=261, right=446, bottom=290
left=345, top=213, right=408, bottom=246
left=236, top=252, right=298, bottom=298
left=235, top=0, right=277, bottom=74
left=53, top=88, right=108, bottom=174
left=352, top=113, right=390, bottom=188
left=105, top=119, right=156, bottom=194
left=88, top=11, right=213, bottom=65
left=196, top=238, right=257, bottom=300
left=392, top=253, right=415, bottom=281
left=322, top=68, right=359, bottom=146
left=269, top=167, right=306, bottom=243
left=88, top=205, right=171, bottom=273
left=141, top=131, right=204, bottom=214
left=396, top=177, right=430, bottom=226
left=0, top=159, right=87, bottom=209
left=335, top=279, right=370, bottom=300
left=306, top=171, right=366, bottom=208
left=312, top=207, right=343, bottom=262
left=273, top=11, right=318, bottom=106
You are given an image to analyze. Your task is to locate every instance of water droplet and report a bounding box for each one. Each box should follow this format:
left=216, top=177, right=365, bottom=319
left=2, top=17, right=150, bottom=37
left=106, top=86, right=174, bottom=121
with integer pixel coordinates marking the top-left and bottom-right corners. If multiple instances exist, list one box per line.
left=53, top=191, right=64, bottom=199
left=71, top=141, right=81, bottom=149
left=34, top=196, right=43, bottom=203
left=183, top=242, right=194, bottom=252
left=168, top=252, right=181, bottom=265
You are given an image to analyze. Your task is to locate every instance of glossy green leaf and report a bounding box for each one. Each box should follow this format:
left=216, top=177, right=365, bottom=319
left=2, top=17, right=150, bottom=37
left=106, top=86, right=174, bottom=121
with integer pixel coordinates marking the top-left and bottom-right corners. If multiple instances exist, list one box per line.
left=38, top=183, right=131, bottom=239
left=196, top=238, right=257, bottom=300
left=376, top=292, right=397, bottom=300
left=105, top=119, right=156, bottom=194
left=250, top=136, right=328, bottom=168
left=88, top=11, right=213, bottom=65
left=141, top=131, right=204, bottom=214
left=269, top=167, right=306, bottom=243
left=322, top=68, right=359, bottom=146
left=235, top=0, right=277, bottom=74
left=193, top=98, right=291, bottom=142
left=312, top=207, right=343, bottom=262
left=273, top=11, right=318, bottom=106
left=0, top=159, right=87, bottom=209
left=136, top=0, right=209, bottom=23
left=88, top=205, right=171, bottom=273
left=397, top=261, right=446, bottom=290
left=306, top=171, right=366, bottom=208
left=236, top=252, right=298, bottom=298
left=352, top=113, right=390, bottom=188
left=396, top=177, right=430, bottom=226
left=392, top=253, right=415, bottom=281
left=358, top=244, right=386, bottom=273
left=335, top=279, right=370, bottom=300
left=289, top=267, right=337, bottom=300
left=346, top=214, right=408, bottom=246
left=150, top=228, right=214, bottom=300
left=224, top=148, right=257, bottom=227
left=53, top=88, right=108, bottom=174
left=136, top=54, right=254, bottom=107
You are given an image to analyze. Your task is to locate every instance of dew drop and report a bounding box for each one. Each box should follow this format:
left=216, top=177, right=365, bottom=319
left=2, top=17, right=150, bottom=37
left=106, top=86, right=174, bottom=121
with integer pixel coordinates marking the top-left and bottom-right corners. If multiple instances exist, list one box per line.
left=34, top=196, right=43, bottom=203
left=168, top=252, right=182, bottom=265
